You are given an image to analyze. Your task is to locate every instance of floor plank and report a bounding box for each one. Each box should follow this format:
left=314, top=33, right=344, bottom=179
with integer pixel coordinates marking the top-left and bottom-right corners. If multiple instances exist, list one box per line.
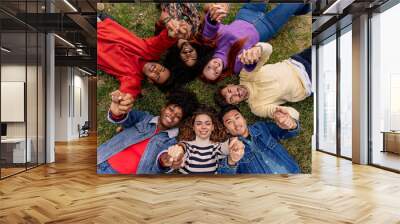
left=0, top=135, right=399, bottom=224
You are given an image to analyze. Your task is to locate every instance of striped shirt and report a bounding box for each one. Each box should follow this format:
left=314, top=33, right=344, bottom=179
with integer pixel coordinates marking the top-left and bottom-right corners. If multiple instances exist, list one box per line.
left=178, top=141, right=229, bottom=174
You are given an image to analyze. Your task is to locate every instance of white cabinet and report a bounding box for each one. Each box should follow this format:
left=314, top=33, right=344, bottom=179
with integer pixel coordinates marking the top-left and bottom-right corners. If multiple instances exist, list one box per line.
left=1, top=138, right=32, bottom=163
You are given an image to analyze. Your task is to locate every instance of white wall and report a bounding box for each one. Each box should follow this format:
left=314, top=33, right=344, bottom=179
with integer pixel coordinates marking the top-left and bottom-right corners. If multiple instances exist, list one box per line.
left=54, top=67, right=89, bottom=141
left=54, top=66, right=69, bottom=141
left=1, top=64, right=26, bottom=81
left=0, top=65, right=41, bottom=138
left=1, top=65, right=26, bottom=139
left=72, top=73, right=89, bottom=138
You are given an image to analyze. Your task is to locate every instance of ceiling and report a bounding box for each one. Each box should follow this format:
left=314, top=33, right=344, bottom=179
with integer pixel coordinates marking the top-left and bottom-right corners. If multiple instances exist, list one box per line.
left=312, top=0, right=391, bottom=43
left=0, top=0, right=96, bottom=72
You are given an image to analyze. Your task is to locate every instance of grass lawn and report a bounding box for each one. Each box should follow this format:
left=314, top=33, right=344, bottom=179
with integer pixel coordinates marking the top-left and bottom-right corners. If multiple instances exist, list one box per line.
left=97, top=3, right=313, bottom=173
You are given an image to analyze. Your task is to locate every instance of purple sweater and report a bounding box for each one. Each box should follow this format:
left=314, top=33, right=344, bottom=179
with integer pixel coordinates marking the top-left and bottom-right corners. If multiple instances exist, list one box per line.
left=202, top=14, right=260, bottom=74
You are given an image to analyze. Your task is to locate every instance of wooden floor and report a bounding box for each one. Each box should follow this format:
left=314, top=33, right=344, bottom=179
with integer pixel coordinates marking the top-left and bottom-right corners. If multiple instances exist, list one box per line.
left=0, top=136, right=399, bottom=224
left=1, top=163, right=45, bottom=178
left=372, top=150, right=400, bottom=171
left=1, top=167, right=26, bottom=178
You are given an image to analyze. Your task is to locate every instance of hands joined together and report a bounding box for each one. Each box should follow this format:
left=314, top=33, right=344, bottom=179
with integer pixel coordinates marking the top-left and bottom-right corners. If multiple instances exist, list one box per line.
left=273, top=106, right=297, bottom=130
left=109, top=90, right=134, bottom=117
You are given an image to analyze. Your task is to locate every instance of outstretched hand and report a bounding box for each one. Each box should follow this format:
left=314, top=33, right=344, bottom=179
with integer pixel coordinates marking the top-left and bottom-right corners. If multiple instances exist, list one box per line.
left=228, top=137, right=245, bottom=165
left=109, top=90, right=134, bottom=117
left=159, top=144, right=185, bottom=169
left=167, top=19, right=191, bottom=40
left=238, top=46, right=263, bottom=65
left=273, top=106, right=297, bottom=130
left=208, top=3, right=228, bottom=23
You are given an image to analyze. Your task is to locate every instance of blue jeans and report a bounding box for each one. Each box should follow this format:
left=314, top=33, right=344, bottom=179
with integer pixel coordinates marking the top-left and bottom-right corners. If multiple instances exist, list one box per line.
left=97, top=160, right=119, bottom=174
left=291, top=48, right=311, bottom=81
left=235, top=3, right=309, bottom=42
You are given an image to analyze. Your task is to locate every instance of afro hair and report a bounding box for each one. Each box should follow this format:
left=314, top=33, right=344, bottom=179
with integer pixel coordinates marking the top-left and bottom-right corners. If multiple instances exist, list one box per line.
left=165, top=88, right=199, bottom=120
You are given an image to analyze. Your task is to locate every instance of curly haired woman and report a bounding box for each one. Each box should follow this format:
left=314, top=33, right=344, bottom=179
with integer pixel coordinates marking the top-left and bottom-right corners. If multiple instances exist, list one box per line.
left=157, top=105, right=245, bottom=174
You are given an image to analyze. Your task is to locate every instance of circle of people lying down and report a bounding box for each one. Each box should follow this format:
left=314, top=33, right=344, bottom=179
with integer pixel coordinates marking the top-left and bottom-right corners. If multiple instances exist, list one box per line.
left=97, top=3, right=312, bottom=175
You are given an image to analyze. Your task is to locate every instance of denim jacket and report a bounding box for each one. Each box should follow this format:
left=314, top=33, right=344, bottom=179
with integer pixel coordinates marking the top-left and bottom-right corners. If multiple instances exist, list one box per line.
left=97, top=110, right=178, bottom=174
left=218, top=121, right=301, bottom=174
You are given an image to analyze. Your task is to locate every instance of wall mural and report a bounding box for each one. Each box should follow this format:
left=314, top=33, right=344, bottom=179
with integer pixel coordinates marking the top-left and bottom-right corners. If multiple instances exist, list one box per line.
left=96, top=3, right=313, bottom=175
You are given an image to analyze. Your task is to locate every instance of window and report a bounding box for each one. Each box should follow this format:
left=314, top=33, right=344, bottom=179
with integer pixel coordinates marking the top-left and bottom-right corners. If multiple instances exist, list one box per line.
left=339, top=26, right=352, bottom=158
left=370, top=3, right=400, bottom=171
left=0, top=1, right=46, bottom=179
left=317, top=36, right=337, bottom=154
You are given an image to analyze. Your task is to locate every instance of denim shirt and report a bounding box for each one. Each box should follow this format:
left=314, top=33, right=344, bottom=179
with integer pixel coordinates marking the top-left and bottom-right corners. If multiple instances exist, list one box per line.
left=97, top=110, right=178, bottom=174
left=218, top=121, right=301, bottom=174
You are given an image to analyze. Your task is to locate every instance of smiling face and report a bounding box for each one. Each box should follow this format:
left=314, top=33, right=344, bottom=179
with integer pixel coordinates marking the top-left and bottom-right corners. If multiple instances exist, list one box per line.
left=193, top=114, right=214, bottom=140
left=220, top=84, right=249, bottom=105
left=222, top=109, right=249, bottom=137
left=142, top=62, right=170, bottom=84
left=202, top=58, right=223, bottom=81
left=178, top=40, right=198, bottom=67
left=159, top=104, right=183, bottom=129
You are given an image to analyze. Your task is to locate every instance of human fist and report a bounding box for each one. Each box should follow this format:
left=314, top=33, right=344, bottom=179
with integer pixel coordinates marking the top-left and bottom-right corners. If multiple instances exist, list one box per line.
left=273, top=107, right=297, bottom=130
left=204, top=3, right=229, bottom=13
left=109, top=90, right=134, bottom=117
left=238, top=45, right=263, bottom=65
left=167, top=20, right=191, bottom=40
left=228, top=137, right=245, bottom=165
left=159, top=144, right=185, bottom=169
left=168, top=144, right=185, bottom=161
left=208, top=3, right=228, bottom=23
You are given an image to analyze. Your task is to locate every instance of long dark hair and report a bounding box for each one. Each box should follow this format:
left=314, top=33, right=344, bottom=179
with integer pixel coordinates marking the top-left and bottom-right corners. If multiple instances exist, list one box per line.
left=160, top=41, right=215, bottom=92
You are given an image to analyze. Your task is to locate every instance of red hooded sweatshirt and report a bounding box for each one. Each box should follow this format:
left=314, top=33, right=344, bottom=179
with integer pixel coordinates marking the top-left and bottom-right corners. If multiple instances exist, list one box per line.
left=97, top=18, right=177, bottom=97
